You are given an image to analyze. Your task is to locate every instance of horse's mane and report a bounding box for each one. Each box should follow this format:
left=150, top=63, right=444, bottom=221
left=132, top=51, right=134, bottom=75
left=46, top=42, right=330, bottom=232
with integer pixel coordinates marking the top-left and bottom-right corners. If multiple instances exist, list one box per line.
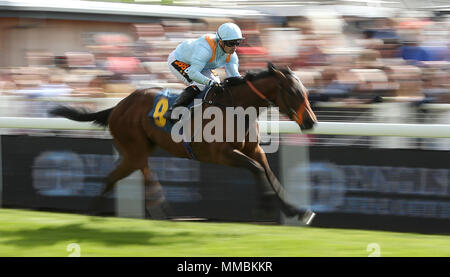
left=223, top=67, right=293, bottom=88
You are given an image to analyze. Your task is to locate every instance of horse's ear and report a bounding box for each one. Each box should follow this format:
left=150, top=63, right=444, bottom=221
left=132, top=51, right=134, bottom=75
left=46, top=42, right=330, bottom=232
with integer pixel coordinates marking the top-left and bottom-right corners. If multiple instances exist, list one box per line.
left=269, top=63, right=287, bottom=84
left=268, top=62, right=278, bottom=73
left=286, top=66, right=294, bottom=75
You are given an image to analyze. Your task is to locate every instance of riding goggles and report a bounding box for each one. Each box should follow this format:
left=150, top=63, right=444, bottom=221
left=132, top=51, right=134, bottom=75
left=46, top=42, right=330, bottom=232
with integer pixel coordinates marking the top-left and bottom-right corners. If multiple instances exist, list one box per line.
left=223, top=39, right=242, bottom=47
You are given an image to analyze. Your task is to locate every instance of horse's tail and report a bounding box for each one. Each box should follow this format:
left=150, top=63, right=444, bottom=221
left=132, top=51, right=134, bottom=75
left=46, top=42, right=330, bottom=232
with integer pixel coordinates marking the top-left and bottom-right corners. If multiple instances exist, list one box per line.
left=48, top=105, right=114, bottom=127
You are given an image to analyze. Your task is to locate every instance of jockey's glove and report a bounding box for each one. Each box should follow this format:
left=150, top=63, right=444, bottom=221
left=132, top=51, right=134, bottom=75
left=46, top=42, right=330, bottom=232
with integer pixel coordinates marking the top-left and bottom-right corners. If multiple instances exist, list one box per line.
left=208, top=79, right=221, bottom=88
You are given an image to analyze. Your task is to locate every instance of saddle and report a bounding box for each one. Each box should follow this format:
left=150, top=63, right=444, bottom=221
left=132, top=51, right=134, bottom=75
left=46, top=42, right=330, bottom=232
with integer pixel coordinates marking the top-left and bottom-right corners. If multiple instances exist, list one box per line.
left=148, top=87, right=211, bottom=133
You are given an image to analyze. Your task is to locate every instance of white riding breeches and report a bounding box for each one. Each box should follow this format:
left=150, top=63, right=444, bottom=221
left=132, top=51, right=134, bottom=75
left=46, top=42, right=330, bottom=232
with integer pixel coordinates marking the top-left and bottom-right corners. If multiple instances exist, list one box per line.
left=167, top=51, right=220, bottom=91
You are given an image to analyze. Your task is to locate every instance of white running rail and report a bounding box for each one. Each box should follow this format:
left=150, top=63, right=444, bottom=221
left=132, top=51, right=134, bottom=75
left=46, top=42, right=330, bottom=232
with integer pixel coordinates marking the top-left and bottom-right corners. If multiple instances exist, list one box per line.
left=0, top=117, right=449, bottom=138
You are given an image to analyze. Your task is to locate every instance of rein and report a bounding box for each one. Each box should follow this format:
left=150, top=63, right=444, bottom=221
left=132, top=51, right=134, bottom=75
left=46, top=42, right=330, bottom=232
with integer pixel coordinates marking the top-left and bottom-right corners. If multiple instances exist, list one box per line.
left=246, top=80, right=275, bottom=107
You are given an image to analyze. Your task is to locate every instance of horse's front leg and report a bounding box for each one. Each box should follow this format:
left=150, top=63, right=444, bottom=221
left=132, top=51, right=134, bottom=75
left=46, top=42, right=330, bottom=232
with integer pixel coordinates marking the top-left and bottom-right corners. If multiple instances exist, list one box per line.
left=246, top=145, right=316, bottom=224
left=217, top=146, right=270, bottom=183
left=217, top=146, right=296, bottom=218
left=245, top=146, right=281, bottom=197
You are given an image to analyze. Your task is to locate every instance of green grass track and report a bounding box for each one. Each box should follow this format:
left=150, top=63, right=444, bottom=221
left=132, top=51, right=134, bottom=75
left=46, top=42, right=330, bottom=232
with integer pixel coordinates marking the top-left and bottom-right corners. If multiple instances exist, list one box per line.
left=0, top=209, right=448, bottom=257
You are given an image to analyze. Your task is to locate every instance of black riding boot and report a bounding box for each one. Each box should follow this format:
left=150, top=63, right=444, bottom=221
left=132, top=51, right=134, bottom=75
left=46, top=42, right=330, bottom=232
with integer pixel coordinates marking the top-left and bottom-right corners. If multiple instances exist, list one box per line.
left=165, top=85, right=200, bottom=121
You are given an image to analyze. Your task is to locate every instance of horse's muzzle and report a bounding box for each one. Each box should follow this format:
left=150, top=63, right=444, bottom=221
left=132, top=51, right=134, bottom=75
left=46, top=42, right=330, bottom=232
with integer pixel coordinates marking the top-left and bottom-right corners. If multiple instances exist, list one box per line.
left=294, top=108, right=317, bottom=130
left=293, top=98, right=317, bottom=131
left=300, top=119, right=317, bottom=130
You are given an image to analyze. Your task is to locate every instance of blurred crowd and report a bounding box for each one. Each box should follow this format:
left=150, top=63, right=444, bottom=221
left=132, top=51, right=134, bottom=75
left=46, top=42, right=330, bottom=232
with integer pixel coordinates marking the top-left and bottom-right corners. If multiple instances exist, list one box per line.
left=276, top=13, right=450, bottom=104
left=0, top=11, right=449, bottom=109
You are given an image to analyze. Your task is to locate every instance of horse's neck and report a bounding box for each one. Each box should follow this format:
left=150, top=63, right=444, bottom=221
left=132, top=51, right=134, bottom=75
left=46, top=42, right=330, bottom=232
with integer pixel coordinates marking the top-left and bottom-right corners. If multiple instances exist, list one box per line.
left=231, top=78, right=277, bottom=112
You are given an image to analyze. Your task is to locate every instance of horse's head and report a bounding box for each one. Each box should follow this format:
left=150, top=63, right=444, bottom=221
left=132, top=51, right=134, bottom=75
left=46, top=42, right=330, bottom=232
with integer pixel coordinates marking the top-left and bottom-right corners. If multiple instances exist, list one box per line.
left=268, top=63, right=317, bottom=130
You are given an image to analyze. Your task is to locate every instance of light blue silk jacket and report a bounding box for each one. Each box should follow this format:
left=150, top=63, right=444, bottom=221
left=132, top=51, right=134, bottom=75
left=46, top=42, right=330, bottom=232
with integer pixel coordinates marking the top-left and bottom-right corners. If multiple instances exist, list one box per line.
left=173, top=34, right=240, bottom=85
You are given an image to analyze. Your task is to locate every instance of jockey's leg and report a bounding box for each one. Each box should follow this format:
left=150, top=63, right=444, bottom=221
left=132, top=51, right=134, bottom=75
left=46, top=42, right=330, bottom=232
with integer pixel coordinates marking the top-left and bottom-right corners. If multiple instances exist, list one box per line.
left=165, top=85, right=201, bottom=121
left=165, top=69, right=214, bottom=121
left=176, top=69, right=218, bottom=106
left=172, top=85, right=201, bottom=109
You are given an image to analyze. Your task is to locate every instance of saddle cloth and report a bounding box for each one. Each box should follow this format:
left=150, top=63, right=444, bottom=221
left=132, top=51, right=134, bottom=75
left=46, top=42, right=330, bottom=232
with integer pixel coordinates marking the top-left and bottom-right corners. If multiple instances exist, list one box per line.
left=148, top=87, right=209, bottom=134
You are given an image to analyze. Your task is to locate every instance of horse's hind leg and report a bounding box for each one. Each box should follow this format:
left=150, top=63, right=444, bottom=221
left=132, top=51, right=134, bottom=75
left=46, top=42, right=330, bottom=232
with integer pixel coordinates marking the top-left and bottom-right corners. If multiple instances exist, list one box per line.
left=141, top=153, right=172, bottom=219
left=91, top=135, right=152, bottom=215
left=97, top=139, right=169, bottom=218
left=142, top=166, right=164, bottom=207
left=90, top=154, right=136, bottom=215
left=101, top=156, right=136, bottom=196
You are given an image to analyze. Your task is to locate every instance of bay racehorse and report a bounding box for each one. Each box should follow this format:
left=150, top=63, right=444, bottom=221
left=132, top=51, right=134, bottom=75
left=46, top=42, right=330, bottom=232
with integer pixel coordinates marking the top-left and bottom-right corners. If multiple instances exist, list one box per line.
left=49, top=63, right=317, bottom=223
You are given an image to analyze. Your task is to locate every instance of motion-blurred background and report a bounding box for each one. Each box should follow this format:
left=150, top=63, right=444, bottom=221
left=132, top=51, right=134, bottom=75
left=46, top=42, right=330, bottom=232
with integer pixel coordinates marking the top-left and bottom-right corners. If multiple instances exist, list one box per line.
left=0, top=0, right=448, bottom=234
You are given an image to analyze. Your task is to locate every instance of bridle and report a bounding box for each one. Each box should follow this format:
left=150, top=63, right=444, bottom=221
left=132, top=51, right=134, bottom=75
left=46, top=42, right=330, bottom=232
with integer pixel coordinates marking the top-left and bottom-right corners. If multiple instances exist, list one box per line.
left=246, top=79, right=308, bottom=126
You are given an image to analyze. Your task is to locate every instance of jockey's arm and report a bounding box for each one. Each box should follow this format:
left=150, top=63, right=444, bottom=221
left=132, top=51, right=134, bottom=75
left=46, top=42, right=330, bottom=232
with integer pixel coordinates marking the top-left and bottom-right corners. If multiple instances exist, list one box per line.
left=185, top=46, right=215, bottom=86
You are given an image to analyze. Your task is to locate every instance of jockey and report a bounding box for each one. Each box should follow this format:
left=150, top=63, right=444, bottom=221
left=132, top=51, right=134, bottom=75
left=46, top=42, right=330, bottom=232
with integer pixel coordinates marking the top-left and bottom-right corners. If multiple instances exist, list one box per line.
left=165, top=22, right=243, bottom=119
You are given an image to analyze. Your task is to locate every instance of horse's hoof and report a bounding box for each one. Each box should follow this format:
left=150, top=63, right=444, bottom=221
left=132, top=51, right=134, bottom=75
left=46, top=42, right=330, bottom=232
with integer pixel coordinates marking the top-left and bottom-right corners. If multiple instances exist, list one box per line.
left=146, top=186, right=167, bottom=208
left=146, top=201, right=173, bottom=220
left=282, top=206, right=316, bottom=225
left=299, top=209, right=316, bottom=225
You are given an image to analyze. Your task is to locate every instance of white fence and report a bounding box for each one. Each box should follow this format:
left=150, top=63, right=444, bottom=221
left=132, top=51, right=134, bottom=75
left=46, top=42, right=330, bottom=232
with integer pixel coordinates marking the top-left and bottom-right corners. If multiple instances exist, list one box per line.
left=0, top=117, right=449, bottom=138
